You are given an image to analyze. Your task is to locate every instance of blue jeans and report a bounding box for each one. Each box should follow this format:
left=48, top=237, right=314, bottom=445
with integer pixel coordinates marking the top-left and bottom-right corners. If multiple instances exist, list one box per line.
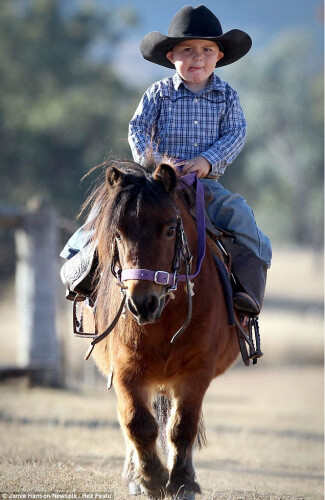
left=201, top=179, right=272, bottom=268
left=61, top=179, right=272, bottom=268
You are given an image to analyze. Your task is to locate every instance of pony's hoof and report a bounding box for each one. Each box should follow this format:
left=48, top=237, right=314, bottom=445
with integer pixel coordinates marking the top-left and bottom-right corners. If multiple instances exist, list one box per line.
left=129, top=482, right=141, bottom=495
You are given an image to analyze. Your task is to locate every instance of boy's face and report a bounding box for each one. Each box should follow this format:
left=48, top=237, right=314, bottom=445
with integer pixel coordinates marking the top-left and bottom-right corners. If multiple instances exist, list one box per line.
left=166, top=39, right=224, bottom=91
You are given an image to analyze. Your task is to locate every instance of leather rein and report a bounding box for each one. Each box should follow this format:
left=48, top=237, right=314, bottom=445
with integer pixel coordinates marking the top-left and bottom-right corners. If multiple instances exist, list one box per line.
left=84, top=172, right=206, bottom=360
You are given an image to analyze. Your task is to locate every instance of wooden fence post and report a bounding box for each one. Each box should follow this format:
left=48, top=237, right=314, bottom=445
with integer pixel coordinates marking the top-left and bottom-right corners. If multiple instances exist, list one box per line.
left=15, top=198, right=60, bottom=385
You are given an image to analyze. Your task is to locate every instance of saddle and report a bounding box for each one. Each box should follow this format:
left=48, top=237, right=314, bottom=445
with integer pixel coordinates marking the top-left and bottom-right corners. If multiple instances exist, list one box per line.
left=60, top=242, right=97, bottom=301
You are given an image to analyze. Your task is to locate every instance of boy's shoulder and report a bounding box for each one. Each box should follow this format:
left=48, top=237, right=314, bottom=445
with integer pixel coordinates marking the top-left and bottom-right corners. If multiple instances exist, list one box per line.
left=212, top=74, right=239, bottom=99
left=145, top=75, right=175, bottom=95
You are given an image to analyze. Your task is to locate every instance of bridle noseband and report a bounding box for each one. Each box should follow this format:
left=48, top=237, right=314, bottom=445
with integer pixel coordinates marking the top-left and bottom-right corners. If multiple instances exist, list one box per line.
left=113, top=215, right=190, bottom=295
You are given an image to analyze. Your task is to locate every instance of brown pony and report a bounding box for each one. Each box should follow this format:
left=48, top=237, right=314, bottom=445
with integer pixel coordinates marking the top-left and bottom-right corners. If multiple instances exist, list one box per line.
left=84, top=159, right=240, bottom=499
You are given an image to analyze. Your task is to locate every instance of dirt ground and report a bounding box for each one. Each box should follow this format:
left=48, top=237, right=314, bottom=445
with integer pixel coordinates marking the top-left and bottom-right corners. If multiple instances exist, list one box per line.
left=0, top=365, right=323, bottom=500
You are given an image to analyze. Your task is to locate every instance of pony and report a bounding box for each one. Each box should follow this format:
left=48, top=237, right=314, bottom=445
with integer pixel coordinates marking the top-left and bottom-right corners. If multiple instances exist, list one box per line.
left=82, top=159, right=240, bottom=499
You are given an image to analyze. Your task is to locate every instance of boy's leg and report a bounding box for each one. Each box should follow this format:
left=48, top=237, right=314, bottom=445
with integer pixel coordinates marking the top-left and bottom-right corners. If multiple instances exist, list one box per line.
left=201, top=178, right=272, bottom=315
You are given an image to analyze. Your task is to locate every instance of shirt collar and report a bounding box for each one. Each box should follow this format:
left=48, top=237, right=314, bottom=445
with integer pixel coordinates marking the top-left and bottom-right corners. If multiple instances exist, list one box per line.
left=172, top=72, right=225, bottom=95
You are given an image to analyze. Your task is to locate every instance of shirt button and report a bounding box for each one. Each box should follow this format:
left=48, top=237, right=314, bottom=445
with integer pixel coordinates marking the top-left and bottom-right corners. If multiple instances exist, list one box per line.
left=193, top=98, right=198, bottom=103
left=194, top=120, right=198, bottom=125
left=193, top=142, right=198, bottom=147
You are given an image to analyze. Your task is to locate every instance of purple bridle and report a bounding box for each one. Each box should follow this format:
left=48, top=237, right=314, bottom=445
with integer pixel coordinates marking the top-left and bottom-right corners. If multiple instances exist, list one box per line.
left=119, top=172, right=206, bottom=289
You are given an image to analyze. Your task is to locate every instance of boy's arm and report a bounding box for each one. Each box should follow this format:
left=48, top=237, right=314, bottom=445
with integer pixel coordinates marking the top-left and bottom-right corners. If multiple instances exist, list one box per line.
left=128, top=89, right=162, bottom=165
left=198, top=91, right=247, bottom=177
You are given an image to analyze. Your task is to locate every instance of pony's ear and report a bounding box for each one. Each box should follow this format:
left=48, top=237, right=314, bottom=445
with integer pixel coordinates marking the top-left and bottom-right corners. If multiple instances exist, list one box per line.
left=153, top=163, right=177, bottom=192
left=106, top=165, right=125, bottom=188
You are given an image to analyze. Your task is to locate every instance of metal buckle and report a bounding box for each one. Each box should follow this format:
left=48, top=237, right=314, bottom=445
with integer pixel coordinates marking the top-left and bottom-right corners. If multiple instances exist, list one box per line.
left=154, top=270, right=170, bottom=285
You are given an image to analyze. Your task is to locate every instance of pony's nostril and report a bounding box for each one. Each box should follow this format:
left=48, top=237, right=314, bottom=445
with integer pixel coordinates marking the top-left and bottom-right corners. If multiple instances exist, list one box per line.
left=127, top=294, right=160, bottom=320
left=145, top=294, right=159, bottom=314
left=127, top=298, right=138, bottom=316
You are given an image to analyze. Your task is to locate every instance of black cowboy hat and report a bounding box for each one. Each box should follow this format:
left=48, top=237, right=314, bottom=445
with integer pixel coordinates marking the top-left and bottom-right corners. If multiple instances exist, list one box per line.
left=140, top=5, right=252, bottom=69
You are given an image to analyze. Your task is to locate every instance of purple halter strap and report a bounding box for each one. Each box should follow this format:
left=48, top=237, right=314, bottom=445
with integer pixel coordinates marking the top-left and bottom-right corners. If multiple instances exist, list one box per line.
left=120, top=172, right=206, bottom=286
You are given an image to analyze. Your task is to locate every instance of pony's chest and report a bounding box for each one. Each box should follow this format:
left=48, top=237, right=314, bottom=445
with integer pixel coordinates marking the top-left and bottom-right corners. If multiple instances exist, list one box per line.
left=124, top=342, right=204, bottom=382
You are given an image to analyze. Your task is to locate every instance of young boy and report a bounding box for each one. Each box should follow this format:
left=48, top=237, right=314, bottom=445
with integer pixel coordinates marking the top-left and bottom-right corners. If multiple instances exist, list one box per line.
left=128, top=4, right=272, bottom=316
left=61, top=4, right=271, bottom=317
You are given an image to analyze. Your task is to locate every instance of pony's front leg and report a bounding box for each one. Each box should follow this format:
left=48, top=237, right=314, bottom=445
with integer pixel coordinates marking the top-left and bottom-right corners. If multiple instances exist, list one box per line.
left=166, top=377, right=210, bottom=499
left=116, top=381, right=168, bottom=498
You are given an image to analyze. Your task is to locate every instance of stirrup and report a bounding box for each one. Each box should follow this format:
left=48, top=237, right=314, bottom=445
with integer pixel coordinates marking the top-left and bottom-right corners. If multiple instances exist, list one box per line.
left=248, top=316, right=263, bottom=363
left=236, top=314, right=263, bottom=366
left=73, top=294, right=97, bottom=338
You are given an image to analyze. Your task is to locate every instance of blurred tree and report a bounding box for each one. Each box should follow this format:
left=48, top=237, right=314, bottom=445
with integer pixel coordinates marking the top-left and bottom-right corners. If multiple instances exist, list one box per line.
left=0, top=0, right=138, bottom=216
left=222, top=31, right=324, bottom=249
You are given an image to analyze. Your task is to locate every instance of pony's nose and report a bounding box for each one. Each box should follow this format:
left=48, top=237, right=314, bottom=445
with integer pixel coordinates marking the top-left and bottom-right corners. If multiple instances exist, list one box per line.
left=127, top=293, right=160, bottom=324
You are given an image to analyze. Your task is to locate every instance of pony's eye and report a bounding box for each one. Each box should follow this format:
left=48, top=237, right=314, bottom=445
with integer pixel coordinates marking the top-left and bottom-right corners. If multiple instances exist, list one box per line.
left=166, top=227, right=176, bottom=238
left=115, top=232, right=122, bottom=241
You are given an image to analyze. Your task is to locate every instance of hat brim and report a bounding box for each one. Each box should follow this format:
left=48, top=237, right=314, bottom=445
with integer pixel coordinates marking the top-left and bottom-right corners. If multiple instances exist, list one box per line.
left=140, top=29, right=252, bottom=69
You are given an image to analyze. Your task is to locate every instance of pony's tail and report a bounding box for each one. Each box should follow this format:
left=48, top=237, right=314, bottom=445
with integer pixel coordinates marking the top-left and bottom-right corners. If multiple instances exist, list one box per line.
left=154, top=394, right=207, bottom=455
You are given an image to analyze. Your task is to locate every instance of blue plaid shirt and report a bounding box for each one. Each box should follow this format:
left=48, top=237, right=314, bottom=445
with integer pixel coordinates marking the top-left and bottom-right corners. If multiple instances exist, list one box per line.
left=128, top=73, right=247, bottom=177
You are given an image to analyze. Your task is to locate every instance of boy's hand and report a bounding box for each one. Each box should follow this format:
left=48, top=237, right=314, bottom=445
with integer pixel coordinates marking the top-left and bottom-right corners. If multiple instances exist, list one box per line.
left=182, top=156, right=211, bottom=178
